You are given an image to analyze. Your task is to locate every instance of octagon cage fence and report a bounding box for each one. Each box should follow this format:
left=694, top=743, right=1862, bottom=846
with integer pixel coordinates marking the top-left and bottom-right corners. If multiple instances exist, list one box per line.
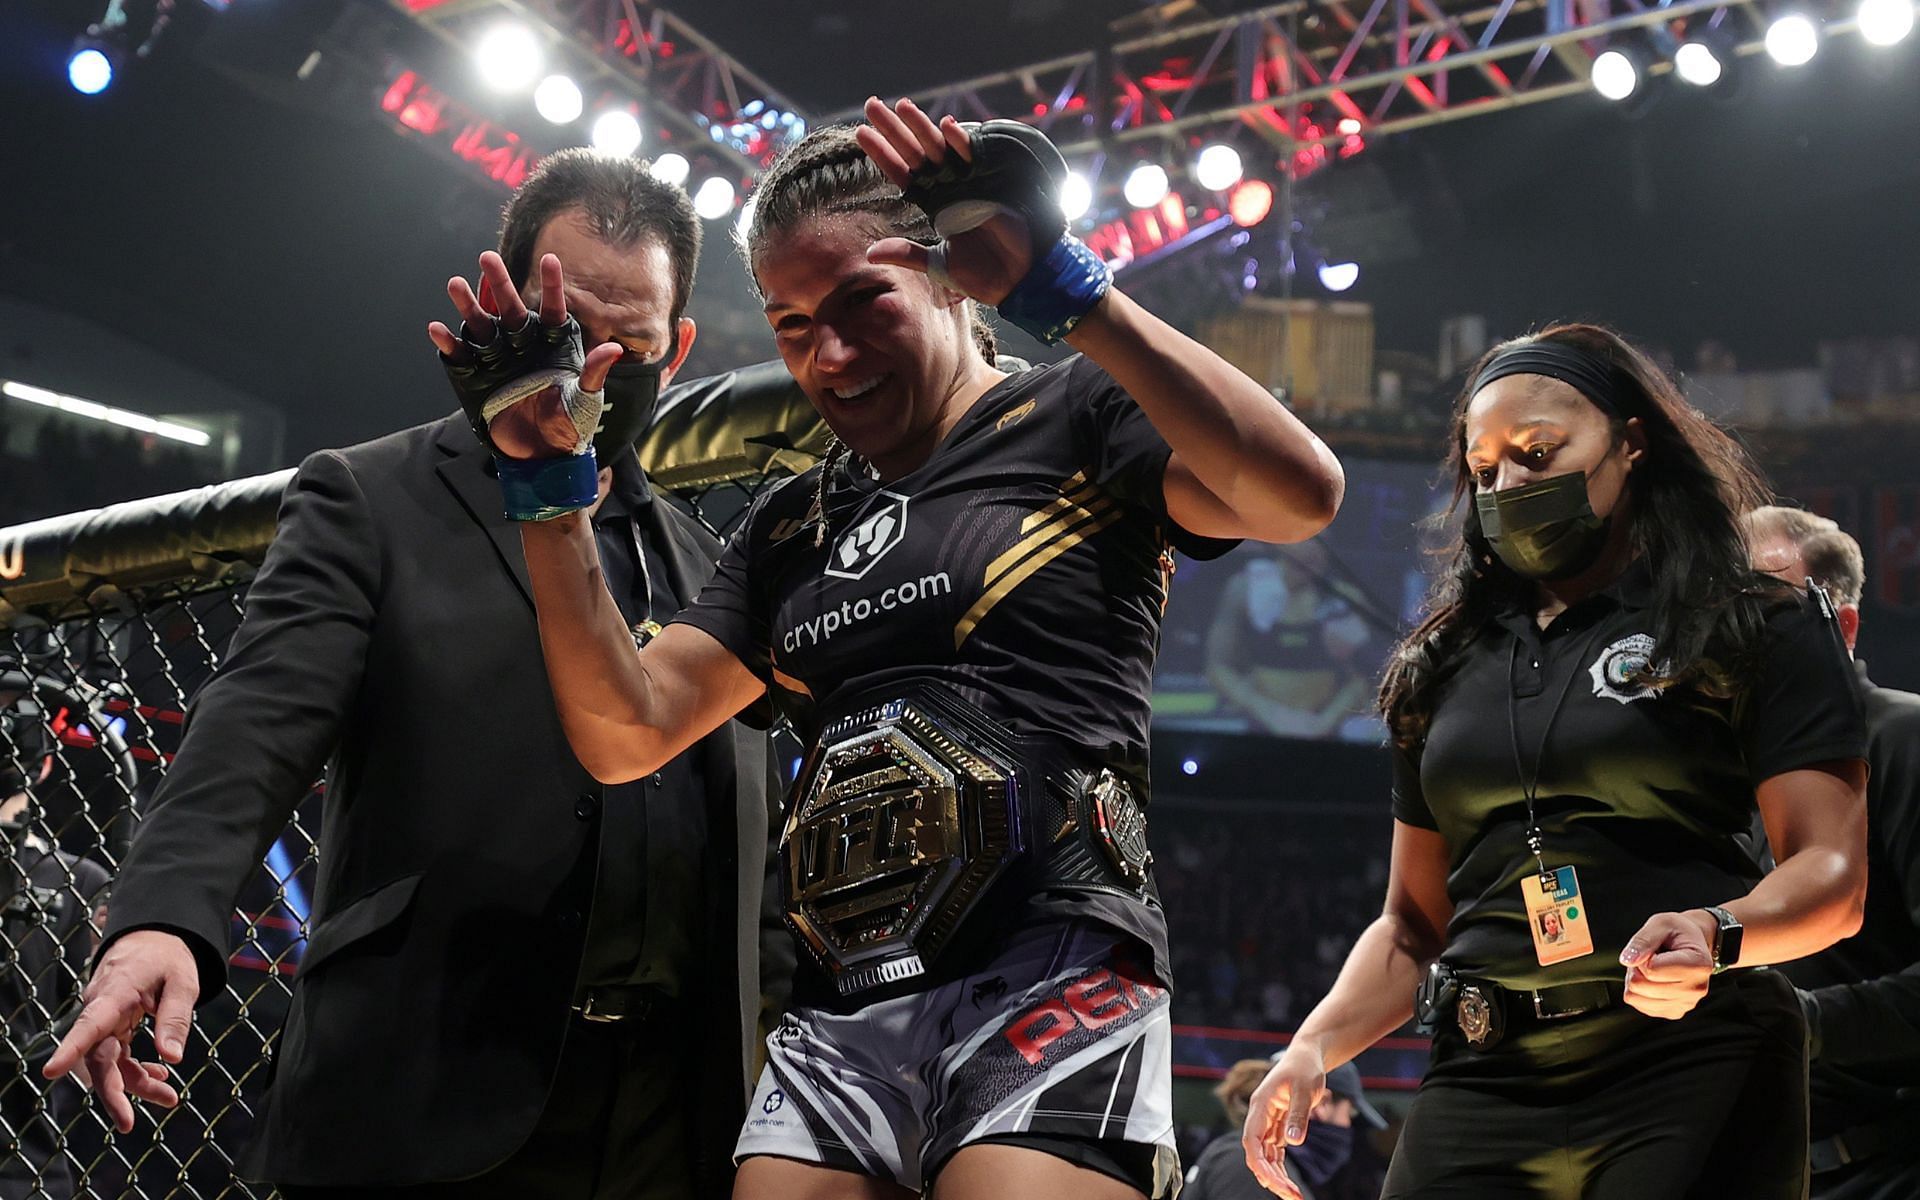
left=0, top=363, right=831, bottom=1198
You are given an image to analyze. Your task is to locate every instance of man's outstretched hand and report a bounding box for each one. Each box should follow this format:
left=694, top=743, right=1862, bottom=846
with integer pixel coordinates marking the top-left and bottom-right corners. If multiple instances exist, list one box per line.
left=44, top=929, right=196, bottom=1132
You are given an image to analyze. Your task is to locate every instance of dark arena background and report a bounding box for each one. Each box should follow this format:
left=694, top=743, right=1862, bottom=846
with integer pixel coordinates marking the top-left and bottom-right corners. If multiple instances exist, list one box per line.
left=3, top=0, right=1918, bottom=1194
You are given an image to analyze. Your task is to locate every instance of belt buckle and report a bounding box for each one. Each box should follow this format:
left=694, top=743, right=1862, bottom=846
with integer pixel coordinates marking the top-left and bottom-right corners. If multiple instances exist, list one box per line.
left=574, top=991, right=627, bottom=1024
left=1531, top=989, right=1596, bottom=1021
left=1457, top=984, right=1497, bottom=1047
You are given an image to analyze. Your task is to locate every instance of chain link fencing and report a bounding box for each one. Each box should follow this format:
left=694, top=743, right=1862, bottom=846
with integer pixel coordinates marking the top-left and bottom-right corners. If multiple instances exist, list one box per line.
left=1, top=368, right=826, bottom=1198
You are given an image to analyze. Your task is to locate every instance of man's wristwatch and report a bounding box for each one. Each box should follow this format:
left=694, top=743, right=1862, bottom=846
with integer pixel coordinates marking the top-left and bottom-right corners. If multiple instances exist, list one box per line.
left=1701, top=905, right=1744, bottom=974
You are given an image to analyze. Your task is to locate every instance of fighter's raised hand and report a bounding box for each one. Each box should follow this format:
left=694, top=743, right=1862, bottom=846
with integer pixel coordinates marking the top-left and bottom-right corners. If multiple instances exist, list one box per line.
left=428, top=252, right=627, bottom=520
left=857, top=97, right=1111, bottom=345
left=428, top=252, right=626, bottom=461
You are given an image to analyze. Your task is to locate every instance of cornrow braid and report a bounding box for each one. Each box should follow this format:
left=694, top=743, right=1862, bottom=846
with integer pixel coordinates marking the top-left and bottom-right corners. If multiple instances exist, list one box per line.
left=813, top=435, right=850, bottom=548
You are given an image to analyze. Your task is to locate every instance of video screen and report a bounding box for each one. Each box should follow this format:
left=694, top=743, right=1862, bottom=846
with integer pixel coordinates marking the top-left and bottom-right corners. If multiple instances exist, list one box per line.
left=1153, top=458, right=1448, bottom=743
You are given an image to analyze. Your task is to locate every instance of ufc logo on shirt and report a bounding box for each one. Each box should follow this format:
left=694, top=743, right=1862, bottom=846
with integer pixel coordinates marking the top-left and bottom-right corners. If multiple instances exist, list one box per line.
left=825, top=491, right=911, bottom=581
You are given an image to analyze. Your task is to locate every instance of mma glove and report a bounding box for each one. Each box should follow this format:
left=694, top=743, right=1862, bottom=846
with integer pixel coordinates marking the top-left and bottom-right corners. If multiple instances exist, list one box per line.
left=899, top=120, right=1112, bottom=344
left=441, top=314, right=604, bottom=521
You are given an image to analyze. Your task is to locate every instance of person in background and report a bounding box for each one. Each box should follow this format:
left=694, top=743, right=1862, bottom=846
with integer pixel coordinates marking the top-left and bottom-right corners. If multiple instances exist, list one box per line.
left=1188, top=1059, right=1386, bottom=1200
left=1747, top=504, right=1920, bottom=1200
left=1204, top=542, right=1374, bottom=740
left=2, top=698, right=109, bottom=1200
left=1244, top=323, right=1868, bottom=1199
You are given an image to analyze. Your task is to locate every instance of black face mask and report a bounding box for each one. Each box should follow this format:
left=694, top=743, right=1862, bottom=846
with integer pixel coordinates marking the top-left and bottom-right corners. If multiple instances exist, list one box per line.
left=591, top=335, right=677, bottom=462
left=1474, top=470, right=1610, bottom=580
left=1287, top=1122, right=1355, bottom=1187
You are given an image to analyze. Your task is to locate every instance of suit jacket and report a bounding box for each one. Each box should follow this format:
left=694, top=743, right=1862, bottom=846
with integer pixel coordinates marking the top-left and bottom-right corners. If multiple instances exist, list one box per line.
left=101, top=413, right=779, bottom=1191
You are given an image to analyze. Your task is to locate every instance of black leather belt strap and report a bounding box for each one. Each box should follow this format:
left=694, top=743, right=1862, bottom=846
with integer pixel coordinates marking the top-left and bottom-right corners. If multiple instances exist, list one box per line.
left=1809, top=1109, right=1920, bottom=1173
left=571, top=984, right=667, bottom=1024
left=1522, top=979, right=1624, bottom=1020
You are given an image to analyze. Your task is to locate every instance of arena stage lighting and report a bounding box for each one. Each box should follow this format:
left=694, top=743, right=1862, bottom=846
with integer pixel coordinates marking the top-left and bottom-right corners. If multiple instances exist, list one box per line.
left=1123, top=163, right=1171, bottom=210
left=1059, top=170, right=1095, bottom=222
left=1765, top=13, right=1820, bottom=65
left=1858, top=0, right=1914, bottom=44
left=533, top=73, right=583, bottom=124
left=1194, top=143, right=1244, bottom=191
left=649, top=152, right=691, bottom=187
left=1590, top=48, right=1643, bottom=101
left=474, top=23, right=543, bottom=92
left=591, top=108, right=643, bottom=157
left=693, top=176, right=738, bottom=220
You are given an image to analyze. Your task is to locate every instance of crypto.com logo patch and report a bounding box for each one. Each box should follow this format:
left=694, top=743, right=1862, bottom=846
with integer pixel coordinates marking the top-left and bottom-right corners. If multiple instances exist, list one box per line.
left=824, top=491, right=909, bottom=581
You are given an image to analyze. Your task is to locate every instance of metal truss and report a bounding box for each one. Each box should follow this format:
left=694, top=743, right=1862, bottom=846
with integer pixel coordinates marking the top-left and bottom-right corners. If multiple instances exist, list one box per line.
left=383, top=0, right=812, bottom=175
left=848, top=0, right=1868, bottom=181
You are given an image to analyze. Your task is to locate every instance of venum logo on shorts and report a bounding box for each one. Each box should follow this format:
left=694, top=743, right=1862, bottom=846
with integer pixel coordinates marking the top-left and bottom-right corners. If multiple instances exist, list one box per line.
left=1589, top=633, right=1661, bottom=705
left=825, top=490, right=910, bottom=581
left=1001, top=962, right=1166, bottom=1065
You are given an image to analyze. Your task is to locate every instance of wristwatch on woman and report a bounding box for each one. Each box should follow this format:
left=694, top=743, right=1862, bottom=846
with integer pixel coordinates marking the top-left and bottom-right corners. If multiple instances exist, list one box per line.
left=1701, top=905, right=1745, bottom=973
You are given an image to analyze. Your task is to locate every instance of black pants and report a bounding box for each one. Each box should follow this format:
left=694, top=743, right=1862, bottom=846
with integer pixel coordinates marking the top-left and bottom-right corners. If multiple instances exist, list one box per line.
left=1384, top=969, right=1809, bottom=1200
left=1810, top=1153, right=1920, bottom=1200
left=282, top=1014, right=694, bottom=1200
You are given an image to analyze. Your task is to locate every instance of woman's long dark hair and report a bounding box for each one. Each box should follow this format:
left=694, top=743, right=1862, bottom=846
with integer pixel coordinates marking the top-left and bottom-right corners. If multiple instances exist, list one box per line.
left=1379, top=323, right=1788, bottom=748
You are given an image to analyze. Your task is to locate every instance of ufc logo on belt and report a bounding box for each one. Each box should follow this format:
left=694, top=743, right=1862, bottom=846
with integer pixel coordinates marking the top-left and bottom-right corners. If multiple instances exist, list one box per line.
left=1001, top=964, right=1164, bottom=1065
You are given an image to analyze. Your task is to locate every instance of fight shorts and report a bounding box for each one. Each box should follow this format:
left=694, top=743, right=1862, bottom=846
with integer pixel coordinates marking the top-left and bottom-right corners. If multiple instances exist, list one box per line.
left=737, top=919, right=1179, bottom=1196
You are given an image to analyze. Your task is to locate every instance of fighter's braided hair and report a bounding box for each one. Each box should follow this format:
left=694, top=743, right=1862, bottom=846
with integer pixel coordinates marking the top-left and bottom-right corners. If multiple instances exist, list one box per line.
left=739, top=124, right=998, bottom=546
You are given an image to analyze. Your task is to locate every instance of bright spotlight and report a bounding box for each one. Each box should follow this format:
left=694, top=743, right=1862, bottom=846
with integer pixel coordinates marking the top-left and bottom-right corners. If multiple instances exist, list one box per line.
left=1318, top=261, right=1360, bottom=292
left=1765, top=13, right=1820, bottom=65
left=1337, top=117, right=1363, bottom=136
left=649, top=152, right=691, bottom=187
left=1059, top=170, right=1095, bottom=222
left=1227, top=180, right=1274, bottom=228
left=533, top=74, right=583, bottom=124
left=1590, top=49, right=1641, bottom=101
left=474, top=24, right=543, bottom=93
left=67, top=46, right=114, bottom=95
left=591, top=109, right=643, bottom=157
left=1674, top=41, right=1724, bottom=86
left=1194, top=143, right=1243, bottom=191
left=1858, top=0, right=1915, bottom=44
left=693, top=176, right=738, bottom=220
left=1122, top=163, right=1170, bottom=210
left=1180, top=758, right=1200, bottom=777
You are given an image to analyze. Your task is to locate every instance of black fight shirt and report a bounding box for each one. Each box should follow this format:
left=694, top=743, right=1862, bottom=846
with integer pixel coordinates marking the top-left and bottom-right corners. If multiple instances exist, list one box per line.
left=674, top=355, right=1232, bottom=749
left=1393, top=566, right=1867, bottom=991
left=671, top=356, right=1234, bottom=995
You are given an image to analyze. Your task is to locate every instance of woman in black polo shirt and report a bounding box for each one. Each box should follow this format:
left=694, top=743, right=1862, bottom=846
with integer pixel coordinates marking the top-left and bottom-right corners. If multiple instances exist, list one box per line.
left=1242, top=323, right=1868, bottom=1199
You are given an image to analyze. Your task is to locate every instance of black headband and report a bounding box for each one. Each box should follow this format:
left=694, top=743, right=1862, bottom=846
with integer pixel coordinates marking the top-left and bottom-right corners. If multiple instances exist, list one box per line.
left=1470, top=341, right=1641, bottom=420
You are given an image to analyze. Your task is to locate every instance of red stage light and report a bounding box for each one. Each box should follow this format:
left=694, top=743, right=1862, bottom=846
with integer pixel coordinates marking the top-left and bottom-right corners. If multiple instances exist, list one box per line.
left=1228, top=180, right=1274, bottom=227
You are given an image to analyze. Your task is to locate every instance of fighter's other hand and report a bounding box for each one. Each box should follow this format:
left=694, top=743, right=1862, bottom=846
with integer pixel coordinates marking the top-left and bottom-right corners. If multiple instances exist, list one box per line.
left=856, top=97, right=1039, bottom=305
left=427, top=251, right=626, bottom=460
left=43, top=929, right=194, bottom=1132
left=1619, top=908, right=1716, bottom=1020
left=1241, top=1043, right=1325, bottom=1198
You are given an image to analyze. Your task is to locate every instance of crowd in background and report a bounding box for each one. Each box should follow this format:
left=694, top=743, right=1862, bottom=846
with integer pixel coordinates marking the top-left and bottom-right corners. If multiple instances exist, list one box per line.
left=1157, top=806, right=1390, bottom=1029
left=0, top=420, right=219, bottom=526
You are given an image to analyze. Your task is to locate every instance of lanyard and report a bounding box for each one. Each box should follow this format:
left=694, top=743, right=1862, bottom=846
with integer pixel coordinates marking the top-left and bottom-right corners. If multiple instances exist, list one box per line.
left=1505, top=622, right=1607, bottom=886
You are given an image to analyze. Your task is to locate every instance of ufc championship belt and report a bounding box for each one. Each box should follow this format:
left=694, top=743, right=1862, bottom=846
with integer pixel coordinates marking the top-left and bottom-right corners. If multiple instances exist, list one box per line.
left=782, top=688, right=1157, bottom=997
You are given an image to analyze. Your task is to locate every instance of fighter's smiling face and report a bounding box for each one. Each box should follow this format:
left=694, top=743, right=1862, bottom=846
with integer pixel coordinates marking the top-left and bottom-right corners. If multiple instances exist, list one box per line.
left=755, top=214, right=977, bottom=478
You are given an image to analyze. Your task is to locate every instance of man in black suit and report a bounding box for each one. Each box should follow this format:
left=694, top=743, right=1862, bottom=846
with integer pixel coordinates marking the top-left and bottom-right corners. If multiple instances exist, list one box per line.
left=1748, top=505, right=1920, bottom=1200
left=43, top=149, right=785, bottom=1198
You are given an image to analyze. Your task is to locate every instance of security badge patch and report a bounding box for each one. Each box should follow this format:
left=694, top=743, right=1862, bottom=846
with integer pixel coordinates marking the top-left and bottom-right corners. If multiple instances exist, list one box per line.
left=1588, top=633, right=1660, bottom=705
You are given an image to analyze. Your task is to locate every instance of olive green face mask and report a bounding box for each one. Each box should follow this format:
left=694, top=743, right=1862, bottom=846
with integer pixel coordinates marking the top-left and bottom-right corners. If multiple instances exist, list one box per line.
left=1473, top=471, right=1609, bottom=580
